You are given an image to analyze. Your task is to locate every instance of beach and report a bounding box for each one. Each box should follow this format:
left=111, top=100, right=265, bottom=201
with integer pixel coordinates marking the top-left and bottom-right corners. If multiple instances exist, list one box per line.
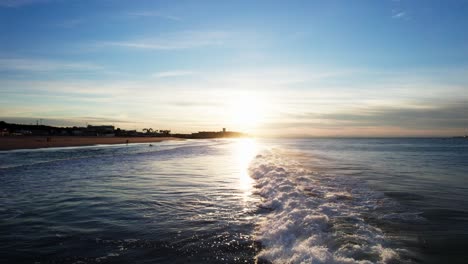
left=0, top=136, right=180, bottom=151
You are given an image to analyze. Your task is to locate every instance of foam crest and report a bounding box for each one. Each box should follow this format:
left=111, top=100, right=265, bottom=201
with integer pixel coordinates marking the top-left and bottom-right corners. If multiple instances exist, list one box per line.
left=249, top=150, right=407, bottom=263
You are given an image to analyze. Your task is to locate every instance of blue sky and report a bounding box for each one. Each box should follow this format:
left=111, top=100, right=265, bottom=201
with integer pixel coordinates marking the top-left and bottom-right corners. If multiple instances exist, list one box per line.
left=1, top=0, right=468, bottom=136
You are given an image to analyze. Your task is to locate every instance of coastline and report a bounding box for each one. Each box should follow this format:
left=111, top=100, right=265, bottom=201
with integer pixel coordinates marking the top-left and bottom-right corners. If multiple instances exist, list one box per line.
left=0, top=136, right=182, bottom=151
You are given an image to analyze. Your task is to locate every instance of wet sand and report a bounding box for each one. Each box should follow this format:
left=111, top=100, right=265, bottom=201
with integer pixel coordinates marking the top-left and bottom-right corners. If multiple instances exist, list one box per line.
left=0, top=136, right=181, bottom=151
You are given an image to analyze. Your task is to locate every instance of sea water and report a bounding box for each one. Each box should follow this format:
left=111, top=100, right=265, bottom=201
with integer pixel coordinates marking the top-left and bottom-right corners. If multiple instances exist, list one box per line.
left=0, top=138, right=467, bottom=263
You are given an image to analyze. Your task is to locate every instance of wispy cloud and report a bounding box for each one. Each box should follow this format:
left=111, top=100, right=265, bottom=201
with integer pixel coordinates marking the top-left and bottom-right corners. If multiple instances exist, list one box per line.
left=195, top=67, right=362, bottom=91
left=392, top=11, right=406, bottom=19
left=0, top=0, right=48, bottom=8
left=152, top=70, right=194, bottom=78
left=290, top=101, right=468, bottom=129
left=97, top=31, right=229, bottom=50
left=260, top=100, right=468, bottom=137
left=391, top=8, right=411, bottom=20
left=127, top=11, right=181, bottom=21
left=0, top=58, right=102, bottom=72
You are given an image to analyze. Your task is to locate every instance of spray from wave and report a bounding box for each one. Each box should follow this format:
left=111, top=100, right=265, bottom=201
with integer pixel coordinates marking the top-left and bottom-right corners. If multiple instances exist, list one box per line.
left=248, top=149, right=417, bottom=263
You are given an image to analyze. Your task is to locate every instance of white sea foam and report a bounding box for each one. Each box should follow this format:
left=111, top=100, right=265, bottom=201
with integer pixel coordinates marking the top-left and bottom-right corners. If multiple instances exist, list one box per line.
left=249, top=150, right=408, bottom=264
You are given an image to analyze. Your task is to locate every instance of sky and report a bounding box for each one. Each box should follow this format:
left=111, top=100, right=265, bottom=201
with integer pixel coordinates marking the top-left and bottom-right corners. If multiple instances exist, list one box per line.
left=1, top=0, right=468, bottom=137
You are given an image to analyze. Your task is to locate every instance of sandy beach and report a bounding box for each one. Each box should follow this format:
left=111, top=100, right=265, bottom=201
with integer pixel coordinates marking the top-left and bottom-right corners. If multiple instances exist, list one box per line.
left=0, top=136, right=181, bottom=151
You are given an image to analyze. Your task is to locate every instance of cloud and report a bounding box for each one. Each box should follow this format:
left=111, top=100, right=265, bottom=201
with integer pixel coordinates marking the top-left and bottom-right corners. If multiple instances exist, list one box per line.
left=258, top=101, right=468, bottom=137
left=0, top=0, right=48, bottom=7
left=127, top=11, right=181, bottom=21
left=97, top=31, right=229, bottom=50
left=168, top=101, right=222, bottom=107
left=78, top=116, right=140, bottom=124
left=287, top=101, right=468, bottom=130
left=0, top=58, right=103, bottom=72
left=392, top=11, right=406, bottom=18
left=151, top=70, right=194, bottom=78
left=391, top=9, right=411, bottom=20
left=0, top=79, right=135, bottom=97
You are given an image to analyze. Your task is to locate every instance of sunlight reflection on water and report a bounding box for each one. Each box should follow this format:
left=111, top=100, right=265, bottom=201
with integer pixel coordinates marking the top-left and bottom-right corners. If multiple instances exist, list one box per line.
left=234, top=138, right=257, bottom=198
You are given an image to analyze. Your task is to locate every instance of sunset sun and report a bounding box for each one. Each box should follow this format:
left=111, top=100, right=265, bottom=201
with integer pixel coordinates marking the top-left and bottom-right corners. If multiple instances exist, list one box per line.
left=227, top=94, right=265, bottom=131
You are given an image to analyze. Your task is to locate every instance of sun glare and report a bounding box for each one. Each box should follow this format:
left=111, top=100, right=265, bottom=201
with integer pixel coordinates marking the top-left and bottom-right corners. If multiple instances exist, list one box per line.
left=234, top=138, right=258, bottom=196
left=227, top=94, right=265, bottom=131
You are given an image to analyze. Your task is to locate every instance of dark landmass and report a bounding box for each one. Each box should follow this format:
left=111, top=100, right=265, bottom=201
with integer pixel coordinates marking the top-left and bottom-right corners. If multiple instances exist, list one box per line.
left=174, top=131, right=246, bottom=139
left=0, top=121, right=248, bottom=150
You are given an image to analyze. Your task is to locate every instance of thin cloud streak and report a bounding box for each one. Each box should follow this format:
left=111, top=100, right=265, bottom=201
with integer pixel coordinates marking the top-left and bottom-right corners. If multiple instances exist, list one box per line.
left=97, top=31, right=229, bottom=50
left=0, top=58, right=102, bottom=72
left=392, top=12, right=406, bottom=18
left=273, top=101, right=468, bottom=132
left=391, top=9, right=410, bottom=20
left=152, top=71, right=194, bottom=78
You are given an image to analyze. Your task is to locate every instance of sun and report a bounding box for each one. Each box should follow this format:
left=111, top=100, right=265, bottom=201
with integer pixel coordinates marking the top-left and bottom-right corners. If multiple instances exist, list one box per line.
left=227, top=94, right=265, bottom=131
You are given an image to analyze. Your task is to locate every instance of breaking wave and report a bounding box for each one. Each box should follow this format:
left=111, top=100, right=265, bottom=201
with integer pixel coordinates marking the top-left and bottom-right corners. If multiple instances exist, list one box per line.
left=249, top=149, right=419, bottom=263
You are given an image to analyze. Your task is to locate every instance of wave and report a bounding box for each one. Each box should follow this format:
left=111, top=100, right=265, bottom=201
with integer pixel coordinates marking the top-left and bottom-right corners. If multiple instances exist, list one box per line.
left=249, top=149, right=420, bottom=263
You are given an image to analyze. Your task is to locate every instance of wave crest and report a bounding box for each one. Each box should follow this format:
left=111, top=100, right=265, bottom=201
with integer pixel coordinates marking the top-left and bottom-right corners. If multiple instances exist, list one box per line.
left=249, top=150, right=407, bottom=264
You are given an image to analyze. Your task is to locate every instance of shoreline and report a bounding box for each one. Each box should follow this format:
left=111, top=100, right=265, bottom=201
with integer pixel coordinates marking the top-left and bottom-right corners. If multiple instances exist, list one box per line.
left=0, top=136, right=181, bottom=151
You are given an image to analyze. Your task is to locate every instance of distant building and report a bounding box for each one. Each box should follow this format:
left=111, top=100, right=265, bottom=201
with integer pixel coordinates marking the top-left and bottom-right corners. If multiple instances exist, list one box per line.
left=86, top=125, right=115, bottom=136
left=189, top=128, right=245, bottom=139
left=72, top=129, right=84, bottom=136
left=19, top=129, right=33, bottom=135
left=114, top=129, right=142, bottom=137
left=31, top=129, right=49, bottom=136
left=0, top=129, right=9, bottom=136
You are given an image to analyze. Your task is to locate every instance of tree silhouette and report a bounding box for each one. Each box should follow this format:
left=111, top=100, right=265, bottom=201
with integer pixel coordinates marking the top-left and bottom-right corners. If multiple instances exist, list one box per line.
left=159, top=130, right=171, bottom=135
left=142, top=128, right=155, bottom=135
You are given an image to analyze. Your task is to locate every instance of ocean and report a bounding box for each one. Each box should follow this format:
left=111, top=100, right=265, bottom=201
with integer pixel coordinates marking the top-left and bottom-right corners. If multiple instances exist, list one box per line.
left=0, top=138, right=467, bottom=263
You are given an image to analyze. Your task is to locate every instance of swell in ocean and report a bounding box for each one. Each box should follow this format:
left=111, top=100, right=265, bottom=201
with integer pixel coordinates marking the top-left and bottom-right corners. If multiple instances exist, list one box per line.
left=248, top=149, right=423, bottom=263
